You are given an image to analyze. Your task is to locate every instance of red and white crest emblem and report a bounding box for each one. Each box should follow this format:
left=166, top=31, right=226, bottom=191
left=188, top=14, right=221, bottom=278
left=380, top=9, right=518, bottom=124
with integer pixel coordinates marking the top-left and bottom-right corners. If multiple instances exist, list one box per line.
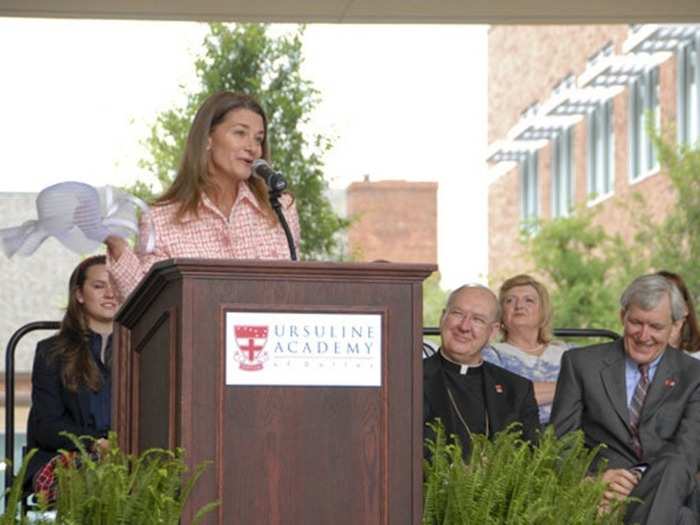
left=234, top=325, right=269, bottom=371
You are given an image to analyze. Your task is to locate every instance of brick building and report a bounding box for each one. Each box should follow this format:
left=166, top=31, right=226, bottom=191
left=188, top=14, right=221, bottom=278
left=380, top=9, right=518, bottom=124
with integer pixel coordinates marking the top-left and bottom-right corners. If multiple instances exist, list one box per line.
left=346, top=178, right=438, bottom=264
left=487, top=24, right=700, bottom=280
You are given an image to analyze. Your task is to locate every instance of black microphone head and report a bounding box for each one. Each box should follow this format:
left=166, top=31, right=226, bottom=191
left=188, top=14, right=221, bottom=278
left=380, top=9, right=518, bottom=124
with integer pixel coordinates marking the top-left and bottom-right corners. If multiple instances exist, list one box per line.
left=252, top=159, right=287, bottom=192
left=252, top=158, right=273, bottom=177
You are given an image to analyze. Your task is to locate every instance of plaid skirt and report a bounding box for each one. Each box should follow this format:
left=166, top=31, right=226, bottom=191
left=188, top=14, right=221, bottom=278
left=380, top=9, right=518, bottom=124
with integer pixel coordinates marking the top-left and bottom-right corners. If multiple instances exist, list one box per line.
left=32, top=449, right=99, bottom=503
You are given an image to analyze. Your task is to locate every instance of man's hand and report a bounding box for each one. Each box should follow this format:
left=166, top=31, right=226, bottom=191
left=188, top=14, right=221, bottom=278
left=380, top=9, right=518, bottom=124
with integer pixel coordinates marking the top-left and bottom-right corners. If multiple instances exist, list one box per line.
left=599, top=468, right=640, bottom=513
left=602, top=468, right=640, bottom=498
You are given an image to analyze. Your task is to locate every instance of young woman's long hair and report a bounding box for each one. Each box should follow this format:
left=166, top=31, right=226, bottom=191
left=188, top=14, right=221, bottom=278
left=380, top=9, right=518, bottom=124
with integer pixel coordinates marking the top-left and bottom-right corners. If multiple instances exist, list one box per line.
left=156, top=91, right=276, bottom=223
left=51, top=255, right=107, bottom=393
left=657, top=270, right=700, bottom=353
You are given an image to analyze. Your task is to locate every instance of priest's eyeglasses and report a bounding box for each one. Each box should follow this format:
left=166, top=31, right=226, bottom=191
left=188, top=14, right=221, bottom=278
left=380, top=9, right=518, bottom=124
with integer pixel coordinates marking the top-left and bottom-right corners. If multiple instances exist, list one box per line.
left=445, top=308, right=490, bottom=330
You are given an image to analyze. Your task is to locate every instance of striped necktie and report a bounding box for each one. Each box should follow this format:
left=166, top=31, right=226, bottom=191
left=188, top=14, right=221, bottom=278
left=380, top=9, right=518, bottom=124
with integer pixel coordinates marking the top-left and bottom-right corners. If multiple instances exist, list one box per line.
left=629, top=363, right=650, bottom=459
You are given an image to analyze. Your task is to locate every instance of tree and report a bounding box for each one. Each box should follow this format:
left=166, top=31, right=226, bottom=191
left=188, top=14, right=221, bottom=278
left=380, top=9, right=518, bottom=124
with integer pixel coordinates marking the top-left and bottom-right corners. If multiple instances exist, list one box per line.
left=421, top=272, right=449, bottom=348
left=518, top=119, right=700, bottom=334
left=521, top=133, right=700, bottom=333
left=643, top=131, right=700, bottom=299
left=423, top=272, right=449, bottom=328
left=522, top=207, right=645, bottom=332
left=133, top=23, right=348, bottom=259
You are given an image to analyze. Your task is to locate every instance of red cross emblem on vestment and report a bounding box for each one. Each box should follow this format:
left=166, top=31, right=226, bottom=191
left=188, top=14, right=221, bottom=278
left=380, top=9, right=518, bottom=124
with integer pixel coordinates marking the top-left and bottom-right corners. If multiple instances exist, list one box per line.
left=234, top=325, right=269, bottom=371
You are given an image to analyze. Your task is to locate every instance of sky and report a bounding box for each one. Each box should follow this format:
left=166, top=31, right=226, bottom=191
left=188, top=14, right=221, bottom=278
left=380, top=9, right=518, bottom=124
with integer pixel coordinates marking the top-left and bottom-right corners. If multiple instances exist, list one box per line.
left=0, top=19, right=488, bottom=290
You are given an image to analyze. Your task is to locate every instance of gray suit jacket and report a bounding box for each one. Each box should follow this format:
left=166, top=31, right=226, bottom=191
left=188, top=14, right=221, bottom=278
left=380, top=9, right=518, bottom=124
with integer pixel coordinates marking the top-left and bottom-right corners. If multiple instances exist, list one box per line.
left=550, top=339, right=700, bottom=471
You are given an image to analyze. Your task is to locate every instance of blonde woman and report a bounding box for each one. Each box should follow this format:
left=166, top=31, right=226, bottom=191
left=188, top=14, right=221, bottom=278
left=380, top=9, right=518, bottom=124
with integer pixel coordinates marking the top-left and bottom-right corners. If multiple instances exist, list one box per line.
left=482, top=274, right=568, bottom=423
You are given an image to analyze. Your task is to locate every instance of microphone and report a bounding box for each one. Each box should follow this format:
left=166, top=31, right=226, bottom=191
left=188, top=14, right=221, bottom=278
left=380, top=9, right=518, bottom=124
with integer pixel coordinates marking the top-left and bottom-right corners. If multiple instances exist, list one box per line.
left=252, top=159, right=288, bottom=192
left=251, top=159, right=297, bottom=261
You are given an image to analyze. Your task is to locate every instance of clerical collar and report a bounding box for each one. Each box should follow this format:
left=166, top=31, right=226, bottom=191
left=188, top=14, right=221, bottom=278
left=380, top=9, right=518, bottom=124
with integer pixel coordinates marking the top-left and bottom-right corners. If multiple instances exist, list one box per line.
left=439, top=349, right=484, bottom=375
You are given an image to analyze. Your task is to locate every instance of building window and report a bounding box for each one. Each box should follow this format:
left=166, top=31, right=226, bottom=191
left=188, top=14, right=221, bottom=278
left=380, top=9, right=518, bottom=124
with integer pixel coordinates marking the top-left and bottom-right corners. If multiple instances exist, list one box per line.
left=520, top=152, right=538, bottom=224
left=629, top=67, right=660, bottom=180
left=587, top=100, right=615, bottom=199
left=552, top=128, right=574, bottom=217
left=677, top=36, right=700, bottom=146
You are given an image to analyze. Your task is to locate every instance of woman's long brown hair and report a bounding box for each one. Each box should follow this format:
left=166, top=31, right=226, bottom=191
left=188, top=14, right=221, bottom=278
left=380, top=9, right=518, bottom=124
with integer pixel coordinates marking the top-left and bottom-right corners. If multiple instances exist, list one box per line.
left=657, top=270, right=700, bottom=353
left=155, top=91, right=276, bottom=223
left=50, top=255, right=107, bottom=393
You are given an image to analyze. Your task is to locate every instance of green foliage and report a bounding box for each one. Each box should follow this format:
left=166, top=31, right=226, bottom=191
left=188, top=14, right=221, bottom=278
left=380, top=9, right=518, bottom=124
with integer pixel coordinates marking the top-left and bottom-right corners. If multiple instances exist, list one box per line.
left=519, top=120, right=700, bottom=335
left=423, top=422, right=627, bottom=525
left=515, top=106, right=700, bottom=335
left=0, top=433, right=217, bottom=524
left=423, top=272, right=449, bottom=326
left=643, top=132, right=700, bottom=299
left=54, top=433, right=217, bottom=524
left=422, top=273, right=449, bottom=349
left=133, top=23, right=349, bottom=260
left=1, top=450, right=52, bottom=524
left=522, top=207, right=644, bottom=332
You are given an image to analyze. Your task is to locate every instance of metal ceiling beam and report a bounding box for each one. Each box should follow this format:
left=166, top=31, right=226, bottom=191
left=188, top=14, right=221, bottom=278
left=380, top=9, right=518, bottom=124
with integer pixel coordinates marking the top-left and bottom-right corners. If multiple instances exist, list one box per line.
left=0, top=0, right=699, bottom=24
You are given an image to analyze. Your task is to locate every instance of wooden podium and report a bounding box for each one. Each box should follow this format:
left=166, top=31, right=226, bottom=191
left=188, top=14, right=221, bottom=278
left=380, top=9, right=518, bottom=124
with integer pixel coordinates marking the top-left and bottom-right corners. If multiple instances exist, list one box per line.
left=113, top=259, right=435, bottom=525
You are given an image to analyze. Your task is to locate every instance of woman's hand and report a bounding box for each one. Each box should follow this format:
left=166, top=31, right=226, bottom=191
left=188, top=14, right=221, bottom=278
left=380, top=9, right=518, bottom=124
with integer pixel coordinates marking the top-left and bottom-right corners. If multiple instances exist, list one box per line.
left=94, top=437, right=110, bottom=457
left=104, top=235, right=128, bottom=261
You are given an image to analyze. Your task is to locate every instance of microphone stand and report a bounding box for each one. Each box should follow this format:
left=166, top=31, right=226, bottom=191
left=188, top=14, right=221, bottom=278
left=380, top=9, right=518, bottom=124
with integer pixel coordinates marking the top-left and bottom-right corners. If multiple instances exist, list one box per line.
left=268, top=186, right=297, bottom=261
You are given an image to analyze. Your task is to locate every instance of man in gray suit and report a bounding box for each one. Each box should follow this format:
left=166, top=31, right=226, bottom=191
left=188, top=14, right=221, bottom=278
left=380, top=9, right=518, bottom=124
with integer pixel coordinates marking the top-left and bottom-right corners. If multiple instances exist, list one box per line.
left=551, top=274, right=700, bottom=524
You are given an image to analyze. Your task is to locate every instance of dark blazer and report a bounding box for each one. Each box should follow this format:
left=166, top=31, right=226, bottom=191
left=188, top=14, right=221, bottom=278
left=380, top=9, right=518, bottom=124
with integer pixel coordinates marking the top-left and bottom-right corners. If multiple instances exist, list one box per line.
left=25, top=335, right=107, bottom=487
left=550, top=339, right=700, bottom=471
left=423, top=351, right=540, bottom=457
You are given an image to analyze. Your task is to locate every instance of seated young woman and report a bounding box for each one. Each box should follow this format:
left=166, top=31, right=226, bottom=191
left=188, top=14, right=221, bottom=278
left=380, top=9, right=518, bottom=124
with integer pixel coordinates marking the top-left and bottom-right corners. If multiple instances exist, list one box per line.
left=25, top=255, right=116, bottom=496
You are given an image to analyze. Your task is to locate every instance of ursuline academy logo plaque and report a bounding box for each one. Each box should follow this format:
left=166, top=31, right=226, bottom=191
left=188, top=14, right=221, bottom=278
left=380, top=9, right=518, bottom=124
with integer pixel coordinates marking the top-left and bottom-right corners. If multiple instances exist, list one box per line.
left=233, top=325, right=269, bottom=371
left=225, top=311, right=382, bottom=387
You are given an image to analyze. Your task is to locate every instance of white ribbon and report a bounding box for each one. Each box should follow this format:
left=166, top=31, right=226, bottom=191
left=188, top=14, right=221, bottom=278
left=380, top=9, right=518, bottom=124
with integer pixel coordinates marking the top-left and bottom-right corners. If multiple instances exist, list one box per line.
left=0, top=181, right=155, bottom=257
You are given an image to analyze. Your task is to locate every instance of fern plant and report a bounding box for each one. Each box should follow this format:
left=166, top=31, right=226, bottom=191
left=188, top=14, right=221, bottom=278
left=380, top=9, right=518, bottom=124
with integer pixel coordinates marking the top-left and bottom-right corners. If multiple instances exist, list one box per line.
left=1, top=449, right=53, bottom=525
left=51, top=432, right=218, bottom=525
left=1, top=432, right=218, bottom=524
left=423, top=422, right=628, bottom=525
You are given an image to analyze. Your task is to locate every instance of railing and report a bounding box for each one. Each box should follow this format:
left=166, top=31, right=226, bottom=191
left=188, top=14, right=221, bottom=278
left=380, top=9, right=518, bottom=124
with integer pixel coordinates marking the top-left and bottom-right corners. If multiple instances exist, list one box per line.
left=2, top=322, right=622, bottom=504
left=421, top=326, right=620, bottom=340
left=4, top=321, right=60, bottom=505
left=421, top=326, right=620, bottom=357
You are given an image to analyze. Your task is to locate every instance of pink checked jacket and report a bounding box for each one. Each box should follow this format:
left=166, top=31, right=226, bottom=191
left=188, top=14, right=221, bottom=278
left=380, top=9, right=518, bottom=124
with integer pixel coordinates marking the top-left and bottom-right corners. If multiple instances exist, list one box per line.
left=107, top=183, right=301, bottom=301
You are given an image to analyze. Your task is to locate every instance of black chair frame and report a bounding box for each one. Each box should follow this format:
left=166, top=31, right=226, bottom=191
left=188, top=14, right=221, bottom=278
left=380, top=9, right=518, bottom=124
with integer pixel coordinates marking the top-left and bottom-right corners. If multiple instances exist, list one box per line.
left=2, top=322, right=620, bottom=507
left=421, top=326, right=620, bottom=358
left=4, top=321, right=60, bottom=507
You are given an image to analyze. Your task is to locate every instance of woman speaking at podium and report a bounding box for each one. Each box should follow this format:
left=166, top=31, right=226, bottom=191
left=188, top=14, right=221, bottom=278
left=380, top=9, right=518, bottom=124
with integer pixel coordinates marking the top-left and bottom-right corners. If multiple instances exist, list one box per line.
left=104, top=91, right=301, bottom=301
